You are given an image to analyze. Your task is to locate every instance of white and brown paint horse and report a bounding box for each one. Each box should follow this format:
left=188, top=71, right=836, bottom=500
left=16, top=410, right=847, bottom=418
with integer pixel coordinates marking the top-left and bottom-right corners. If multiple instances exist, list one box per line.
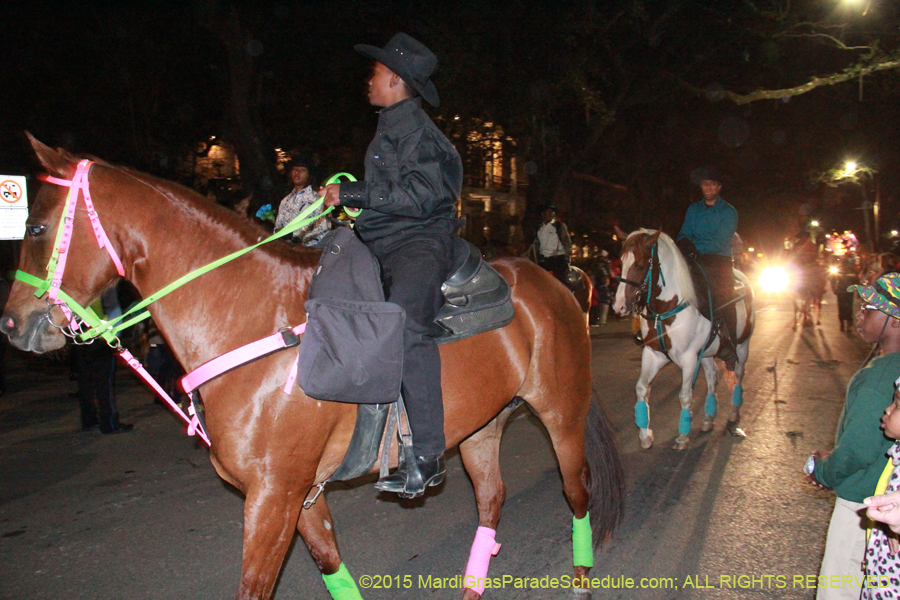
left=612, top=229, right=754, bottom=450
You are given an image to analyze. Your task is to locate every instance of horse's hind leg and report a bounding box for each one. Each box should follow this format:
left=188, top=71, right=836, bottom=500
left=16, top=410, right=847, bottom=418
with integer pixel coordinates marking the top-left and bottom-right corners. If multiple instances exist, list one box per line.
left=535, top=397, right=613, bottom=598
left=730, top=340, right=749, bottom=424
left=296, top=495, right=364, bottom=600
left=458, top=400, right=520, bottom=600
left=700, top=357, right=718, bottom=433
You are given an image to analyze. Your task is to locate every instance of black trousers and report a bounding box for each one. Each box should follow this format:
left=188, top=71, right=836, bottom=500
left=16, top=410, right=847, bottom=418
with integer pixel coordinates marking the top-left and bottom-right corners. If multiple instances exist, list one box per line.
left=837, top=292, right=855, bottom=323
left=539, top=254, right=569, bottom=285
left=367, top=225, right=454, bottom=456
left=73, top=342, right=119, bottom=430
left=697, top=253, right=736, bottom=340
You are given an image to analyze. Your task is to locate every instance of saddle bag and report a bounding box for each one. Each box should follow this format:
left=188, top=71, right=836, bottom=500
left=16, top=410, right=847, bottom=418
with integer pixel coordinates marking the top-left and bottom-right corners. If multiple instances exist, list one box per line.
left=296, top=297, right=405, bottom=404
left=295, top=227, right=406, bottom=404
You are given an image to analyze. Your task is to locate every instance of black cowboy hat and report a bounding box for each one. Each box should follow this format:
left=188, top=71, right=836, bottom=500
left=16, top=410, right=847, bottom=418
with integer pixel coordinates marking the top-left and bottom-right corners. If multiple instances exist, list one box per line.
left=689, top=165, right=726, bottom=186
left=286, top=154, right=323, bottom=188
left=354, top=33, right=440, bottom=108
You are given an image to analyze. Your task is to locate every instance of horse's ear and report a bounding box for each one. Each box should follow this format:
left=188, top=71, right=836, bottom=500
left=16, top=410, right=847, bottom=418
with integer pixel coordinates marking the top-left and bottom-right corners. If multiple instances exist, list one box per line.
left=26, top=131, right=72, bottom=178
left=614, top=225, right=628, bottom=240
left=643, top=229, right=662, bottom=248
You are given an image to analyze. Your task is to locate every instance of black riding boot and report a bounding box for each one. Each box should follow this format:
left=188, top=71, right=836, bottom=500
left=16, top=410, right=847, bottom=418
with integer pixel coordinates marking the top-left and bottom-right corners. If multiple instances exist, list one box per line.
left=715, top=317, right=738, bottom=371
left=375, top=453, right=446, bottom=498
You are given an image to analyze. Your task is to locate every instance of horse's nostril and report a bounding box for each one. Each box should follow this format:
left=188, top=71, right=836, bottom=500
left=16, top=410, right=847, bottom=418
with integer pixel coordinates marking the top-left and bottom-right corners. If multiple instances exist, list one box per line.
left=2, top=315, right=14, bottom=332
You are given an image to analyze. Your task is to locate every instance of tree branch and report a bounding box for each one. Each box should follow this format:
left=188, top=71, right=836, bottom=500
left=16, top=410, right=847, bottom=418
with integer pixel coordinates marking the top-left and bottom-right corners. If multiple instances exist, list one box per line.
left=675, top=57, right=900, bottom=104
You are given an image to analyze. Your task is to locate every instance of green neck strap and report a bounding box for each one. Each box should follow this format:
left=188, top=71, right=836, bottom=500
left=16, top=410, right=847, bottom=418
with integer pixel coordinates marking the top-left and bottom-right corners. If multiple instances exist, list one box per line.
left=20, top=172, right=356, bottom=343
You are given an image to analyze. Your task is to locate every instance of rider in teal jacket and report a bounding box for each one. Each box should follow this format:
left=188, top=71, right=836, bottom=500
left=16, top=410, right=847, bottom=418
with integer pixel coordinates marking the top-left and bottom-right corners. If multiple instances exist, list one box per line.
left=676, top=168, right=739, bottom=369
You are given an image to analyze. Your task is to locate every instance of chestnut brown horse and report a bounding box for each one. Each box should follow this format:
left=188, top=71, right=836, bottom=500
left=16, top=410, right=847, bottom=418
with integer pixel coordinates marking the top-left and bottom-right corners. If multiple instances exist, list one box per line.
left=2, top=135, right=624, bottom=600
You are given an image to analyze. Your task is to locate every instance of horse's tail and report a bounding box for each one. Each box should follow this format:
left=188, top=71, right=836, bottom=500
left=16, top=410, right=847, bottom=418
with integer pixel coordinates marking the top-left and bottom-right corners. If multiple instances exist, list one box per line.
left=584, top=391, right=626, bottom=545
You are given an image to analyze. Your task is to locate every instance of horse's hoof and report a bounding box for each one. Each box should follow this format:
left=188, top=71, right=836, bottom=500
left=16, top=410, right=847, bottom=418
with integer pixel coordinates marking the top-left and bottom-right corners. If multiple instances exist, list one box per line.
left=640, top=430, right=654, bottom=450
left=673, top=436, right=689, bottom=451
left=701, top=418, right=714, bottom=433
left=568, top=587, right=592, bottom=600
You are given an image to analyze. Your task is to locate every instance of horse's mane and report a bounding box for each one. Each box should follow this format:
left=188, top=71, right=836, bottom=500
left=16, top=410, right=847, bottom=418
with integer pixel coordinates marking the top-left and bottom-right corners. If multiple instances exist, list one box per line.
left=630, top=228, right=698, bottom=307
left=106, top=163, right=321, bottom=268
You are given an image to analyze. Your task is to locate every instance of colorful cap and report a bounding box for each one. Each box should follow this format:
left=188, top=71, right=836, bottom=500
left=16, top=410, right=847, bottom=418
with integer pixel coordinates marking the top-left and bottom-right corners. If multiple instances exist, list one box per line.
left=849, top=272, right=900, bottom=319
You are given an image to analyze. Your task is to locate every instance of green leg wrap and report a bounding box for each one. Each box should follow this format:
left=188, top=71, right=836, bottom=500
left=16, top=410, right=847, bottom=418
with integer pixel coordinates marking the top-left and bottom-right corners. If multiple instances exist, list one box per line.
left=323, top=563, right=364, bottom=600
left=573, top=512, right=593, bottom=568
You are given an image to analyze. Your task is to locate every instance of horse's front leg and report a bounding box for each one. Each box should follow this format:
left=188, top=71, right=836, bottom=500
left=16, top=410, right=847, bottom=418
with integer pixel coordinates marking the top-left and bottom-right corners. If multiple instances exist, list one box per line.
left=673, top=352, right=699, bottom=451
left=237, top=481, right=308, bottom=600
left=458, top=401, right=519, bottom=600
left=296, top=495, right=365, bottom=600
left=635, top=348, right=668, bottom=450
left=700, top=356, right=718, bottom=433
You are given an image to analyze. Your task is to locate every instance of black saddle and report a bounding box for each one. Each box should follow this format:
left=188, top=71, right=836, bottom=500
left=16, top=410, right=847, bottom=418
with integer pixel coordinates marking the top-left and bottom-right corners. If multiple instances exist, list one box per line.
left=432, top=237, right=515, bottom=343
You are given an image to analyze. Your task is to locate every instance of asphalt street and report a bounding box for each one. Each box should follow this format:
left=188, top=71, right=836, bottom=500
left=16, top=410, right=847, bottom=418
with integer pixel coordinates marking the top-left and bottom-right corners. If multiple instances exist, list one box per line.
left=0, top=290, right=874, bottom=599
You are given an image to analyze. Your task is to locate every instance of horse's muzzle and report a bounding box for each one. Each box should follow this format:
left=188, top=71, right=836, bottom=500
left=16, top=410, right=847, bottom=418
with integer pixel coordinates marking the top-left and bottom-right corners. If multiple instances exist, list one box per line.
left=0, top=309, right=65, bottom=353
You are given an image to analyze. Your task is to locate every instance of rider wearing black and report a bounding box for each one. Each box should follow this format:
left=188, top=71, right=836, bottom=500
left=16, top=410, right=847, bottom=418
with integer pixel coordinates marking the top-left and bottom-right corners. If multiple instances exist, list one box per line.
left=676, top=168, right=739, bottom=371
left=320, top=33, right=462, bottom=497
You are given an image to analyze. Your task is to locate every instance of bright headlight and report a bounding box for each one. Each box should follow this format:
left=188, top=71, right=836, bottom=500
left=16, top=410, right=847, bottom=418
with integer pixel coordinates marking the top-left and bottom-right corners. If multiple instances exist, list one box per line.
left=759, top=266, right=790, bottom=293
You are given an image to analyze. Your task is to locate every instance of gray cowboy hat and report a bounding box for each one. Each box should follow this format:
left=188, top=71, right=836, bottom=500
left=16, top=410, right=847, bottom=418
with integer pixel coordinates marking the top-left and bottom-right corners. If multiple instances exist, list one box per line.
left=354, top=33, right=440, bottom=108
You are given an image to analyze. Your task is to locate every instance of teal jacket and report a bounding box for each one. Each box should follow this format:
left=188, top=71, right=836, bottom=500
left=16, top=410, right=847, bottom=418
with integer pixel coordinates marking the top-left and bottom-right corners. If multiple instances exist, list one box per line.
left=813, top=353, right=900, bottom=502
left=677, top=197, right=737, bottom=257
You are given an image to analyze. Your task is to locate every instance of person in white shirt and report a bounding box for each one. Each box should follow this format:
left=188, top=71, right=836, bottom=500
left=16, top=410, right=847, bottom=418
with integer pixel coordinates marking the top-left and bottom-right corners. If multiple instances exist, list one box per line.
left=530, top=205, right=572, bottom=284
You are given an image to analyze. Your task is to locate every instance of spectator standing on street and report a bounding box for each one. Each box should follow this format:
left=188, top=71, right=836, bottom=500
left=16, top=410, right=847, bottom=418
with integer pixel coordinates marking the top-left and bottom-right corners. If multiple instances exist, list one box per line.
left=74, top=287, right=133, bottom=434
left=859, top=377, right=900, bottom=598
left=805, top=272, right=900, bottom=599
left=832, top=253, right=859, bottom=333
left=528, top=205, right=572, bottom=285
left=591, top=275, right=611, bottom=327
left=274, top=154, right=330, bottom=246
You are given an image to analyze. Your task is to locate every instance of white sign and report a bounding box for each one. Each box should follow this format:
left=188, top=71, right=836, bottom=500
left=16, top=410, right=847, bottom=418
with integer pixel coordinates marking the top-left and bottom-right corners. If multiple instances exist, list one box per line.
left=0, top=175, right=28, bottom=240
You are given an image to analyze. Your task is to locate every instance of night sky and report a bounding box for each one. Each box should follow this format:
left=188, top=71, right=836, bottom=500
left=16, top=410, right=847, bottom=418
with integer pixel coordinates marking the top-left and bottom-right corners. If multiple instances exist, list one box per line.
left=3, top=0, right=899, bottom=255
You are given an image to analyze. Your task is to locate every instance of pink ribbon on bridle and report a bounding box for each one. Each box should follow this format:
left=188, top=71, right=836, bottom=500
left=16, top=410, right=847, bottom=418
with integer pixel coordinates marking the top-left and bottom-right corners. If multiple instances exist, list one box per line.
left=39, top=160, right=125, bottom=305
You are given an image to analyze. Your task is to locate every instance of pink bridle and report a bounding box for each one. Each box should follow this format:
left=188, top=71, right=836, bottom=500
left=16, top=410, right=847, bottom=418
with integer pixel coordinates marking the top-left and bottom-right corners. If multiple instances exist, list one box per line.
left=38, top=160, right=125, bottom=300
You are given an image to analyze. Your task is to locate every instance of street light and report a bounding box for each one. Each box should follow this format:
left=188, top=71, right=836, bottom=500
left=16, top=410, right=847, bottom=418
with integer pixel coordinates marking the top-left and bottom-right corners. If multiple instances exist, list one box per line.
left=825, top=159, right=878, bottom=252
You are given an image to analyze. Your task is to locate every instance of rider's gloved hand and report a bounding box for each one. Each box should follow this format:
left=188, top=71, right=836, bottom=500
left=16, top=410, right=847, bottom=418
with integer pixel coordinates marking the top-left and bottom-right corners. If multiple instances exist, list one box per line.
left=676, top=237, right=698, bottom=259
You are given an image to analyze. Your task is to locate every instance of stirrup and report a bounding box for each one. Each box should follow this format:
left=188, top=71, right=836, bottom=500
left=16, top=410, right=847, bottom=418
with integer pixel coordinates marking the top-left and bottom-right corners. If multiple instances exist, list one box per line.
left=374, top=395, right=430, bottom=498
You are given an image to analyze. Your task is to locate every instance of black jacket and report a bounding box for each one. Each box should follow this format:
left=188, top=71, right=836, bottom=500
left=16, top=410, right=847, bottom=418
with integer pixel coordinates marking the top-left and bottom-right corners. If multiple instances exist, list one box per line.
left=339, top=98, right=462, bottom=241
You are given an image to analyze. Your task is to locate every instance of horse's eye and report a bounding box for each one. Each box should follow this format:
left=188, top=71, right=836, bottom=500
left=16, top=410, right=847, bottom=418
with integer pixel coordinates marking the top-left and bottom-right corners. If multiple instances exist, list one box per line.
left=26, top=224, right=46, bottom=237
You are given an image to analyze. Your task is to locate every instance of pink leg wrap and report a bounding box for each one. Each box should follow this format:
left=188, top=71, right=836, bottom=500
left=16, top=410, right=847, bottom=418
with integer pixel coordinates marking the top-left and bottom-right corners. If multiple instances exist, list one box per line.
left=464, top=526, right=502, bottom=595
